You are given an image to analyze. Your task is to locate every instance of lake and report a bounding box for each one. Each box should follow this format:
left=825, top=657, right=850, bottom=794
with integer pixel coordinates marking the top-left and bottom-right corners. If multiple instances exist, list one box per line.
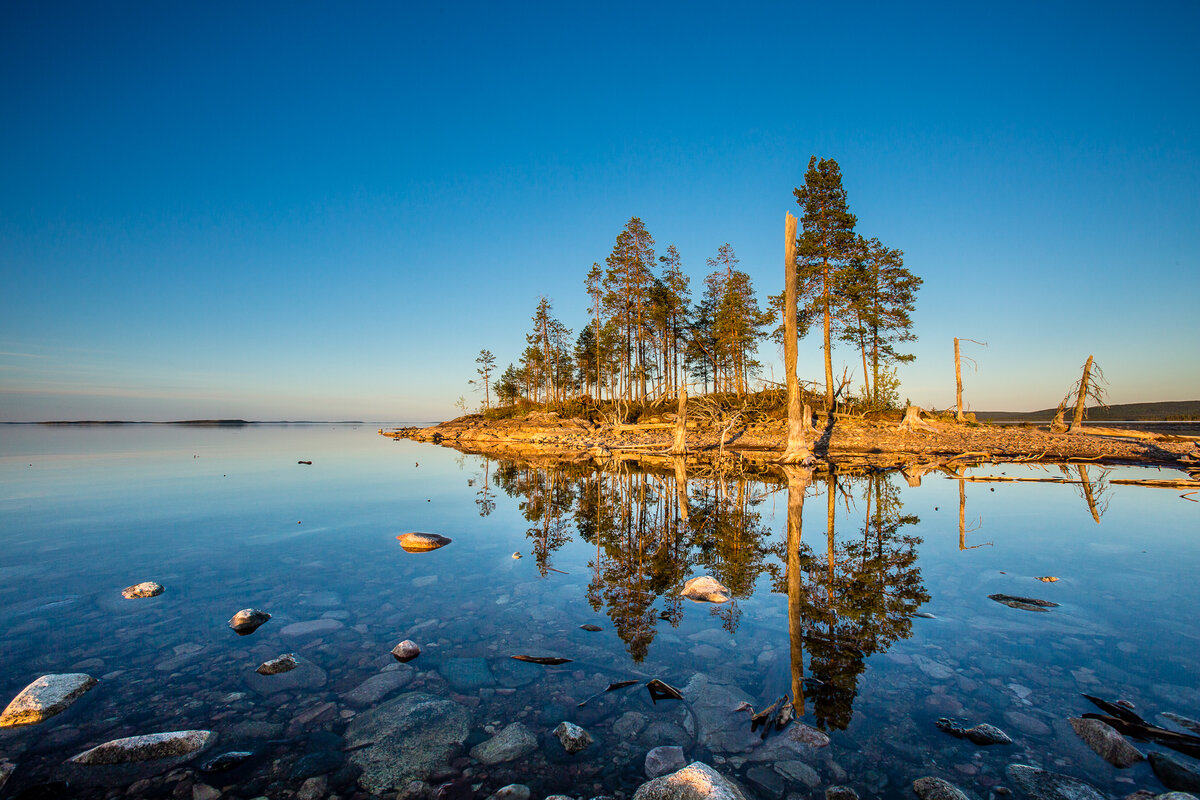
left=1, top=424, right=1198, bottom=800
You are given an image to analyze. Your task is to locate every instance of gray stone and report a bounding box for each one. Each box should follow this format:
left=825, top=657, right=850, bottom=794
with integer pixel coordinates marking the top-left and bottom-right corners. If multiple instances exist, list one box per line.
left=1004, top=710, right=1052, bottom=736
left=680, top=674, right=760, bottom=754
left=344, top=692, right=471, bottom=793
left=1161, top=713, right=1200, bottom=736
left=775, top=761, right=820, bottom=789
left=912, top=655, right=955, bottom=680
left=746, top=766, right=785, bottom=798
left=245, top=659, right=326, bottom=695
left=554, top=721, right=593, bottom=754
left=280, top=618, right=344, bottom=637
left=297, top=775, right=328, bottom=800
left=633, top=762, right=748, bottom=800
left=1150, top=752, right=1200, bottom=793
left=826, top=787, right=859, bottom=800
left=228, top=608, right=271, bottom=635
left=1156, top=794, right=1200, bottom=800
left=69, top=730, right=216, bottom=765
left=1007, top=764, right=1106, bottom=800
left=1069, top=717, right=1144, bottom=767
left=470, top=722, right=537, bottom=765
left=681, top=576, right=730, bottom=603
left=440, top=657, right=494, bottom=691
left=193, top=784, right=220, bottom=800
left=343, top=668, right=414, bottom=708
left=615, top=711, right=647, bottom=740
left=0, top=759, right=13, bottom=793
left=487, top=785, right=531, bottom=800
left=121, top=581, right=164, bottom=598
left=963, top=722, right=1012, bottom=745
left=255, top=654, right=297, bottom=675
left=645, top=746, right=686, bottom=778
left=912, top=777, right=970, bottom=800
left=0, top=673, right=97, bottom=727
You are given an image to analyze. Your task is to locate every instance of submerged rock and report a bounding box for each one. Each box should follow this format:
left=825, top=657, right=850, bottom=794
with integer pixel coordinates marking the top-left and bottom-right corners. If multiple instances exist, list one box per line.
left=255, top=654, right=297, bottom=675
left=633, top=761, right=748, bottom=800
left=1150, top=752, right=1200, bottom=793
left=470, top=722, right=538, bottom=765
left=0, top=759, right=13, bottom=792
left=487, top=784, right=531, bottom=800
left=935, top=718, right=1012, bottom=745
left=988, top=594, right=1059, bottom=612
left=1007, top=764, right=1106, bottom=800
left=912, top=777, right=970, bottom=800
left=580, top=624, right=603, bottom=632
left=344, top=692, right=471, bottom=793
left=1161, top=712, right=1200, bottom=736
left=826, top=787, right=859, bottom=800
left=343, top=668, right=414, bottom=708
left=121, top=581, right=164, bottom=599
left=392, top=640, right=421, bottom=662
left=245, top=658, right=327, bottom=696
left=199, top=750, right=255, bottom=773
left=1069, top=717, right=1144, bottom=767
left=681, top=576, right=730, bottom=603
left=645, top=746, right=686, bottom=778
left=439, top=657, right=494, bottom=691
left=680, top=674, right=760, bottom=754
left=746, top=766, right=785, bottom=799
left=280, top=618, right=344, bottom=637
left=554, top=721, right=593, bottom=754
left=69, top=730, right=216, bottom=765
left=397, top=532, right=452, bottom=552
left=0, top=673, right=97, bottom=727
left=228, top=608, right=271, bottom=635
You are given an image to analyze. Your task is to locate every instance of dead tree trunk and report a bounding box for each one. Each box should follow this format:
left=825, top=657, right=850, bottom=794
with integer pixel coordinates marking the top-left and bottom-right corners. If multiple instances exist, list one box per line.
left=898, top=405, right=936, bottom=433
left=780, top=211, right=813, bottom=464
left=668, top=383, right=688, bottom=455
left=1050, top=394, right=1069, bottom=434
left=1068, top=355, right=1094, bottom=434
left=955, top=337, right=964, bottom=422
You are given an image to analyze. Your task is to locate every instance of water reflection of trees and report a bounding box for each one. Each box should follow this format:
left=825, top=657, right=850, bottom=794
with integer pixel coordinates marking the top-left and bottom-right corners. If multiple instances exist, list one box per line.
left=491, top=460, right=928, bottom=730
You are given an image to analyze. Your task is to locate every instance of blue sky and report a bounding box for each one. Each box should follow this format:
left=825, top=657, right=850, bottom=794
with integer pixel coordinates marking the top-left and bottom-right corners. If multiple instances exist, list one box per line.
left=2, top=2, right=1197, bottom=421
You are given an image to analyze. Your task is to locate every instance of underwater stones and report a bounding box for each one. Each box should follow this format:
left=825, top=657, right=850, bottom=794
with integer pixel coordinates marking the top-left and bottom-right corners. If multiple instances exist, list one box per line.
left=343, top=668, right=414, bottom=708
left=69, top=730, right=216, bottom=765
left=826, top=787, right=860, bottom=800
left=470, top=722, right=538, bottom=765
left=681, top=674, right=760, bottom=754
left=633, top=761, right=748, bottom=800
left=121, top=581, right=163, bottom=599
left=1004, top=710, right=1052, bottom=736
left=1161, top=712, right=1200, bottom=736
left=1006, top=764, right=1106, bottom=800
left=245, top=658, right=326, bottom=695
left=988, top=594, right=1059, bottom=612
left=487, top=784, right=532, bottom=800
left=280, top=617, right=344, bottom=637
left=746, top=765, right=785, bottom=799
left=554, top=721, right=593, bottom=754
left=397, top=532, right=452, bottom=552
left=344, top=692, right=471, bottom=793
left=580, top=624, right=603, bottom=632
left=0, top=760, right=12, bottom=792
left=1149, top=752, right=1200, bottom=793
left=912, top=777, right=971, bottom=800
left=935, top=718, right=1012, bottom=745
left=255, top=654, right=297, bottom=675
left=290, top=750, right=345, bottom=781
left=645, top=746, right=687, bottom=778
left=0, top=673, right=97, bottom=727
left=228, top=608, right=271, bottom=635
left=440, top=657, right=494, bottom=691
left=681, top=576, right=730, bottom=603
left=199, top=750, right=255, bottom=773
left=392, top=640, right=421, bottom=662
left=1068, top=717, right=1144, bottom=767
left=788, top=722, right=831, bottom=748
left=773, top=760, right=820, bottom=789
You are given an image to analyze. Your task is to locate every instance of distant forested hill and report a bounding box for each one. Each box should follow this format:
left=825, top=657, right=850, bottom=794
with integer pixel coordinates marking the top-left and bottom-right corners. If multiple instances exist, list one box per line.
left=975, top=400, right=1200, bottom=422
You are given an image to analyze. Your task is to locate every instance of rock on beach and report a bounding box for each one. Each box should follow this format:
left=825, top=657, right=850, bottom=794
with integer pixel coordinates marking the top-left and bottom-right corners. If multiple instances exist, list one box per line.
left=0, top=673, right=97, bottom=727
left=121, top=581, right=164, bottom=599
left=69, top=730, right=216, bottom=765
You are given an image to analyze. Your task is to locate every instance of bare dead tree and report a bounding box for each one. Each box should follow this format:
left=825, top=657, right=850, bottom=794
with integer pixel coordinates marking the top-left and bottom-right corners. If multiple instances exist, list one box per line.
left=1067, top=355, right=1107, bottom=434
left=693, top=394, right=747, bottom=458
left=1049, top=392, right=1071, bottom=434
left=780, top=211, right=814, bottom=464
left=897, top=405, right=937, bottom=433
left=668, top=382, right=688, bottom=455
left=954, top=337, right=987, bottom=422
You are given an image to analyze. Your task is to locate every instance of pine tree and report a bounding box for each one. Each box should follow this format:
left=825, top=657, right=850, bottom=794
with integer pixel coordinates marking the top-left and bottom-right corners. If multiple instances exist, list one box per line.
left=474, top=349, right=496, bottom=410
left=604, top=217, right=655, bottom=401
left=794, top=157, right=858, bottom=409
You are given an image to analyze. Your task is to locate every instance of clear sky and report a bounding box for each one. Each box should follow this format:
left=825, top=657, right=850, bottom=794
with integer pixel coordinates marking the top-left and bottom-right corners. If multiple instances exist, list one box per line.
left=2, top=2, right=1197, bottom=422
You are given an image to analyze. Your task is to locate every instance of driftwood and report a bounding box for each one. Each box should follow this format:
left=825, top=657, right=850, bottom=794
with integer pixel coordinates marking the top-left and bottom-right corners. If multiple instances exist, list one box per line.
left=897, top=406, right=936, bottom=433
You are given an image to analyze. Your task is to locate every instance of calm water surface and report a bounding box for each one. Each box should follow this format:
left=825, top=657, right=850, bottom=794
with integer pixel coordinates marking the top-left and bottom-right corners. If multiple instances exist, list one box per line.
left=1, top=424, right=1197, bottom=799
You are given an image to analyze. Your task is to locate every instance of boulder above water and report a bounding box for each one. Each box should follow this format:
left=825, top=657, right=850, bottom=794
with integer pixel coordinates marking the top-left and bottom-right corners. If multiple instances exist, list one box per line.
left=681, top=576, right=730, bottom=603
left=121, top=581, right=164, bottom=599
left=633, top=761, right=748, bottom=800
left=397, top=532, right=452, bottom=552
left=344, top=692, right=471, bottom=794
left=69, top=730, right=216, bottom=765
left=392, top=640, right=421, bottom=662
left=0, top=673, right=97, bottom=727
left=228, top=608, right=271, bottom=635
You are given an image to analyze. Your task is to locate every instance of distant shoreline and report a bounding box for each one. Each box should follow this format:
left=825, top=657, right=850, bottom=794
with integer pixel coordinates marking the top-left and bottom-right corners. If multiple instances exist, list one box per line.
left=0, top=419, right=436, bottom=426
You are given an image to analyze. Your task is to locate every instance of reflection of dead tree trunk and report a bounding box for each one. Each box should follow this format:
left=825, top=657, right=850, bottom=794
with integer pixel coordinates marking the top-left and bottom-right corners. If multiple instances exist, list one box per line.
left=672, top=456, right=689, bottom=523
left=1068, top=355, right=1095, bottom=434
left=959, top=479, right=966, bottom=549
left=826, top=472, right=837, bottom=581
left=780, top=211, right=814, bottom=464
left=898, top=406, right=936, bottom=433
left=1077, top=464, right=1104, bottom=524
left=668, top=383, right=688, bottom=455
left=784, top=465, right=811, bottom=715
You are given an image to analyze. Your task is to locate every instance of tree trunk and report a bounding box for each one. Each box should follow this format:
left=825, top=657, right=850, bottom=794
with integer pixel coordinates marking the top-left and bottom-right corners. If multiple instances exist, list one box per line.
left=1050, top=395, right=1069, bottom=433
left=781, top=212, right=813, bottom=463
left=898, top=405, right=936, bottom=433
left=1068, top=355, right=1094, bottom=434
left=955, top=337, right=964, bottom=422
left=669, top=383, right=688, bottom=455
left=783, top=465, right=811, bottom=714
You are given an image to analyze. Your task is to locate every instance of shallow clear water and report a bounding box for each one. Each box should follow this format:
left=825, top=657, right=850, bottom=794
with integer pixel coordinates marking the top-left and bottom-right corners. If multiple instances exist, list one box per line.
left=0, top=424, right=1197, bottom=799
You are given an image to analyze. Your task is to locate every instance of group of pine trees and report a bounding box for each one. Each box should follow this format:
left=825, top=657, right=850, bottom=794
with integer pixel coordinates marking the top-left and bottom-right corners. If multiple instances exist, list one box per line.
left=476, top=157, right=922, bottom=412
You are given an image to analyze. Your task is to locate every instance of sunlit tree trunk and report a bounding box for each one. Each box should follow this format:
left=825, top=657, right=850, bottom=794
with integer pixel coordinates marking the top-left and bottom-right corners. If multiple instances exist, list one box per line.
left=781, top=212, right=813, bottom=463
left=1068, top=355, right=1094, bottom=434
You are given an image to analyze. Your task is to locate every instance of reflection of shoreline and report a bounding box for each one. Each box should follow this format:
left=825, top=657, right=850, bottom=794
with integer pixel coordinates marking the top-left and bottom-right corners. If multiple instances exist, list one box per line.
left=490, top=454, right=930, bottom=730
